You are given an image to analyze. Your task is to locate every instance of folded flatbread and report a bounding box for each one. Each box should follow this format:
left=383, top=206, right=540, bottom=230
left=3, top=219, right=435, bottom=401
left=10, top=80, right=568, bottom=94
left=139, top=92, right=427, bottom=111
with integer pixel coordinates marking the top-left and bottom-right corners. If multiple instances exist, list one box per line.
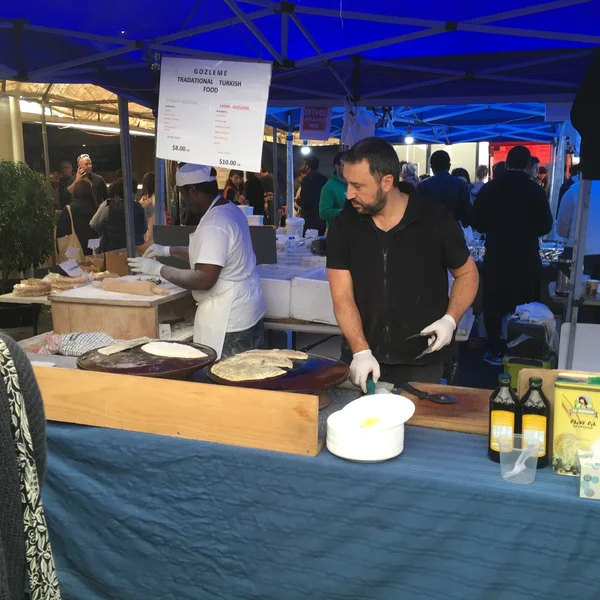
left=244, top=349, right=308, bottom=361
left=141, top=342, right=208, bottom=359
left=212, top=361, right=286, bottom=382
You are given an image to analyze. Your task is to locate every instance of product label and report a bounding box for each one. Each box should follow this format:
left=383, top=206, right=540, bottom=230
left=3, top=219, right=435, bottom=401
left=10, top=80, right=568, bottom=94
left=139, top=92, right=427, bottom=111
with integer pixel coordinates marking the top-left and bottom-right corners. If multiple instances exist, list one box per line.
left=490, top=410, right=514, bottom=451
left=523, top=414, right=547, bottom=457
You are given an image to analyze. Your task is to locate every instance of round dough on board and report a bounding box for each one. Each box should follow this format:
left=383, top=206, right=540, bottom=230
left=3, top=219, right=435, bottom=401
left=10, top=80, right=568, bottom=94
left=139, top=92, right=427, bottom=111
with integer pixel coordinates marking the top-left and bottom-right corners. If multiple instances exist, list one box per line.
left=141, top=342, right=208, bottom=360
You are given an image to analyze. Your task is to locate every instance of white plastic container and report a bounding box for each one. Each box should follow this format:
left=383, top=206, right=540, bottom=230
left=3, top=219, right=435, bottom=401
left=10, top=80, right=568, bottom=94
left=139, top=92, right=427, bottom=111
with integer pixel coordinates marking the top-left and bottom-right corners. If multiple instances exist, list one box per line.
left=238, top=205, right=254, bottom=215
left=247, top=215, right=264, bottom=226
left=286, top=217, right=305, bottom=238
left=291, top=267, right=337, bottom=325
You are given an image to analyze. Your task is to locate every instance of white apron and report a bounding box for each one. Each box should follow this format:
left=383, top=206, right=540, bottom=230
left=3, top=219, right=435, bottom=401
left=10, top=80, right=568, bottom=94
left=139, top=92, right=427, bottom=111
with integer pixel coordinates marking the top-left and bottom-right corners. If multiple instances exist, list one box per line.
left=188, top=198, right=258, bottom=358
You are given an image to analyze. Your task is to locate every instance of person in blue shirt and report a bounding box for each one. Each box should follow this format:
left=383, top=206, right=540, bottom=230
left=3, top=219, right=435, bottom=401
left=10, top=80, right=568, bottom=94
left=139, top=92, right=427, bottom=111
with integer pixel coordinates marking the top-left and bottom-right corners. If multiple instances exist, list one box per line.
left=416, top=150, right=472, bottom=227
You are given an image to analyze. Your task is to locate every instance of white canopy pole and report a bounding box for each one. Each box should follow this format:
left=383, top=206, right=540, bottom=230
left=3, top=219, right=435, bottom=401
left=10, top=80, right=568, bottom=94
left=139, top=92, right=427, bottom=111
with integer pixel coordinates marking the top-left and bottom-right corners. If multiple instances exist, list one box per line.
left=565, top=178, right=592, bottom=370
left=286, top=115, right=294, bottom=223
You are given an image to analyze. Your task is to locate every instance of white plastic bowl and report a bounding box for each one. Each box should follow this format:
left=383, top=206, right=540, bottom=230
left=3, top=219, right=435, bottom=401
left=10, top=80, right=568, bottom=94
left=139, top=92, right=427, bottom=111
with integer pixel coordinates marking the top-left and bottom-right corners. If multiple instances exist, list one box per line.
left=247, top=215, right=264, bottom=226
left=238, top=205, right=254, bottom=216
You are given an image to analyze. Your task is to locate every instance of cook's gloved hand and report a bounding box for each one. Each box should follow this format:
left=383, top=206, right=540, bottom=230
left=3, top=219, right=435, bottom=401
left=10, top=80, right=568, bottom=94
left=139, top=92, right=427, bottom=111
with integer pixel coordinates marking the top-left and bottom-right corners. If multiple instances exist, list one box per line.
left=143, top=244, right=170, bottom=258
left=127, top=257, right=164, bottom=277
left=350, top=349, right=381, bottom=393
left=420, top=314, right=456, bottom=354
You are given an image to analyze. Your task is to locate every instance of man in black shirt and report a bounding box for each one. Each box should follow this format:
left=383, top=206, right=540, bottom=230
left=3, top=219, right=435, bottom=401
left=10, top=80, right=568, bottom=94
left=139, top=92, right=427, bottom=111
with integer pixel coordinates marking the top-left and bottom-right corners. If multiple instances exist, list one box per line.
left=327, top=138, right=479, bottom=391
left=67, top=153, right=108, bottom=206
left=472, top=145, right=553, bottom=365
left=299, top=156, right=328, bottom=235
left=416, top=150, right=472, bottom=226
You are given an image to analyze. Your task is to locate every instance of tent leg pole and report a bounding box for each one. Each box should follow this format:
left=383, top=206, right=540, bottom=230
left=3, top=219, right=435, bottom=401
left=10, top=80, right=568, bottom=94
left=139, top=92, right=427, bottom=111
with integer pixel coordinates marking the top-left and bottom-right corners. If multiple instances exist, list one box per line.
left=286, top=128, right=294, bottom=223
left=549, top=123, right=566, bottom=221
left=118, top=96, right=136, bottom=260
left=155, top=157, right=166, bottom=226
left=40, top=103, right=51, bottom=187
left=565, top=178, right=592, bottom=370
left=272, top=127, right=279, bottom=228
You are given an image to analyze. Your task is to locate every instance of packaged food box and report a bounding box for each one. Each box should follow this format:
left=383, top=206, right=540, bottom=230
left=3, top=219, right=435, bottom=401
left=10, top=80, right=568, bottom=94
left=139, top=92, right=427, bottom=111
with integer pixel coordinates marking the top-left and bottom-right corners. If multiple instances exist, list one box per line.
left=553, top=373, right=600, bottom=476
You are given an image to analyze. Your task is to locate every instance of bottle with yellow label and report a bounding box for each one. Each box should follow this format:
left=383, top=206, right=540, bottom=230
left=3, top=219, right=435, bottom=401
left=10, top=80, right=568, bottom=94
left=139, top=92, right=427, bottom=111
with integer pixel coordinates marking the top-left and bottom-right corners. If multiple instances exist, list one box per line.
left=488, top=373, right=520, bottom=463
left=521, top=377, right=550, bottom=468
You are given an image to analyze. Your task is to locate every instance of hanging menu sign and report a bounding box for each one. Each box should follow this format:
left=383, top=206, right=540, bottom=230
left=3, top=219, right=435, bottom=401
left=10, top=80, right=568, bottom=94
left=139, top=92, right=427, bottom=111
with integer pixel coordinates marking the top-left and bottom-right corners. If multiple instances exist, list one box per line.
left=299, top=106, right=332, bottom=141
left=156, top=56, right=272, bottom=172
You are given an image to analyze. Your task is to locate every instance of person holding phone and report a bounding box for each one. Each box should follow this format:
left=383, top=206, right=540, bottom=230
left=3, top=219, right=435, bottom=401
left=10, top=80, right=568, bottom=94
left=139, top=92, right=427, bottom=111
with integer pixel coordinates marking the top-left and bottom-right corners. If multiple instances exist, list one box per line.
left=67, top=153, right=108, bottom=205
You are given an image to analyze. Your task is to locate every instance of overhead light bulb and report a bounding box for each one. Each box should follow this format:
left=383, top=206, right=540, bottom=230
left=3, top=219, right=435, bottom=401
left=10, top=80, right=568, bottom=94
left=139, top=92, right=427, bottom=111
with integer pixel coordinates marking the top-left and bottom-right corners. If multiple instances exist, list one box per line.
left=405, top=123, right=414, bottom=145
left=301, top=142, right=311, bottom=155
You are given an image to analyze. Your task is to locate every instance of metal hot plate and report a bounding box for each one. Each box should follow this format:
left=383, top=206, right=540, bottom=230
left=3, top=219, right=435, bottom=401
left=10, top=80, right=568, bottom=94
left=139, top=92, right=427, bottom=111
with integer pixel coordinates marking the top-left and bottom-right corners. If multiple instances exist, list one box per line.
left=77, top=341, right=217, bottom=380
left=207, top=354, right=349, bottom=393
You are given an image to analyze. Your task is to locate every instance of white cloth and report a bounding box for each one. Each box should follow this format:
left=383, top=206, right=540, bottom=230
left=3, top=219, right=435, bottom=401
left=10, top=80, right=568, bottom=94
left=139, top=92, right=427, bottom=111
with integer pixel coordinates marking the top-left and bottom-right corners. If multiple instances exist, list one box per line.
left=341, top=101, right=379, bottom=148
left=189, top=201, right=265, bottom=333
left=557, top=181, right=600, bottom=256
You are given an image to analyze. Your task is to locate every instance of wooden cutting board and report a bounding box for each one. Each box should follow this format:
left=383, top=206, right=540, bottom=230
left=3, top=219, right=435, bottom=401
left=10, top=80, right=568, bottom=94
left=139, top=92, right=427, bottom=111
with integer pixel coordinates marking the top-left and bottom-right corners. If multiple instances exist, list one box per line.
left=402, top=382, right=492, bottom=435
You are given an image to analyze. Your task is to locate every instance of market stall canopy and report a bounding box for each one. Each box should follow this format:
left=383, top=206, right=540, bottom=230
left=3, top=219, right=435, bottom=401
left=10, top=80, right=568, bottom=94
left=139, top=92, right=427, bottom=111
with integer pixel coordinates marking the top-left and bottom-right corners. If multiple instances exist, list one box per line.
left=1, top=81, right=154, bottom=131
left=0, top=0, right=598, bottom=108
left=266, top=102, right=562, bottom=144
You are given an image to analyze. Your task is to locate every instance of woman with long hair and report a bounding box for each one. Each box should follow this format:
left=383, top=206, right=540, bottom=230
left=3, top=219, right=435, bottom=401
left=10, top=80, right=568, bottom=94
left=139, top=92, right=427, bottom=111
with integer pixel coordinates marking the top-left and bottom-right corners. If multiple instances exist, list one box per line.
left=222, top=170, right=246, bottom=205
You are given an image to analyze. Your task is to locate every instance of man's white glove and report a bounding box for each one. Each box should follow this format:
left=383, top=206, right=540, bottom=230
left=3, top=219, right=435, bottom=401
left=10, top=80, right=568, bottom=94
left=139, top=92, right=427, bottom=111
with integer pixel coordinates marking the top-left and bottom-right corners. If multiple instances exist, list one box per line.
left=349, top=349, right=381, bottom=394
left=143, top=244, right=170, bottom=258
left=420, top=314, right=456, bottom=353
left=127, top=257, right=164, bottom=277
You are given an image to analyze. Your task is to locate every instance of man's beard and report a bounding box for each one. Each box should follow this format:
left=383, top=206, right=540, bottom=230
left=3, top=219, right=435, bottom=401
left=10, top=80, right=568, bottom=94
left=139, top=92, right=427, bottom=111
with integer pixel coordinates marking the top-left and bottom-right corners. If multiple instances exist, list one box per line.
left=361, top=186, right=387, bottom=216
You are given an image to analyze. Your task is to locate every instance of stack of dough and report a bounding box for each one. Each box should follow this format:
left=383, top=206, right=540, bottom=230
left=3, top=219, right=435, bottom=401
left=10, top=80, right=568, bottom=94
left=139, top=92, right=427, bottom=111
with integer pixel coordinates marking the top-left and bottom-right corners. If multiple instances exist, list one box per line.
left=212, top=348, right=308, bottom=382
left=12, top=279, right=52, bottom=297
left=44, top=273, right=88, bottom=294
left=92, top=271, right=120, bottom=281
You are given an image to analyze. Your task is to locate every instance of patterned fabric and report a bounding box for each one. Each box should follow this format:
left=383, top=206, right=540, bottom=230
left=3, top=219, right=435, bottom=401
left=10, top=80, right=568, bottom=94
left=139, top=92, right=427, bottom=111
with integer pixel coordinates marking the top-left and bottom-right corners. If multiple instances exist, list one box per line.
left=0, top=339, right=61, bottom=600
left=38, top=332, right=116, bottom=356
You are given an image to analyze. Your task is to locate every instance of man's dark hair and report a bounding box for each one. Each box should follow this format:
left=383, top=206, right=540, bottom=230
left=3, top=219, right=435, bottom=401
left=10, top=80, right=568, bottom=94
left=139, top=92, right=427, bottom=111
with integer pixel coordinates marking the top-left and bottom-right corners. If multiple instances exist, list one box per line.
left=430, top=150, right=451, bottom=173
left=305, top=156, right=320, bottom=171
left=451, top=167, right=471, bottom=184
left=333, top=151, right=345, bottom=168
left=506, top=145, right=532, bottom=170
left=110, top=178, right=125, bottom=199
left=492, top=161, right=506, bottom=178
left=569, top=164, right=581, bottom=176
left=530, top=155, right=540, bottom=165
left=344, top=137, right=400, bottom=185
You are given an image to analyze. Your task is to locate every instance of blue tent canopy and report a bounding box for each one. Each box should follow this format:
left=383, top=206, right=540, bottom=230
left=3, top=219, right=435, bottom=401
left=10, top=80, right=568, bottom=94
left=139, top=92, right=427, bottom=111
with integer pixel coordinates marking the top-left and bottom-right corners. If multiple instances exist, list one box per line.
left=1, top=0, right=598, bottom=111
left=266, top=102, right=562, bottom=143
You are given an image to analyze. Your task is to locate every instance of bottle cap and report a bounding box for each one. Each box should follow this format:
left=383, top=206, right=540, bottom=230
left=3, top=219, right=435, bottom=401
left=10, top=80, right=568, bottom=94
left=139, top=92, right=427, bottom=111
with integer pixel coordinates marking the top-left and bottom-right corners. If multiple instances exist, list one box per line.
left=529, top=377, right=543, bottom=387
left=499, top=374, right=511, bottom=384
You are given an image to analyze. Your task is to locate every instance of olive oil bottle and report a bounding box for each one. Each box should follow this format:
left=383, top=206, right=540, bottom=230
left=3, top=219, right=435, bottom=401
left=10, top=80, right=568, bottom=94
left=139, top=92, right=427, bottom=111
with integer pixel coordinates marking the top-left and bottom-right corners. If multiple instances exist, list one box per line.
left=521, top=377, right=550, bottom=468
left=488, top=373, right=520, bottom=462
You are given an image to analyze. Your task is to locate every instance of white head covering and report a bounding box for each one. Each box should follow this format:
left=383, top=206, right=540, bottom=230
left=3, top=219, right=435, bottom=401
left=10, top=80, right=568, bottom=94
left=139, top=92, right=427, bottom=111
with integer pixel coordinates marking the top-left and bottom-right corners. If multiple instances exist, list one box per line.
left=176, top=163, right=217, bottom=187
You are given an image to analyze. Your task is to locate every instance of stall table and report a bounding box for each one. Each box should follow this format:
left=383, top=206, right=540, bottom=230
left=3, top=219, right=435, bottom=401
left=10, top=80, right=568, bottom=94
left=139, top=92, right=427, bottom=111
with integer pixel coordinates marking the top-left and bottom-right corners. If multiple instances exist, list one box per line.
left=44, top=422, right=600, bottom=600
left=49, top=277, right=195, bottom=340
left=0, top=292, right=50, bottom=335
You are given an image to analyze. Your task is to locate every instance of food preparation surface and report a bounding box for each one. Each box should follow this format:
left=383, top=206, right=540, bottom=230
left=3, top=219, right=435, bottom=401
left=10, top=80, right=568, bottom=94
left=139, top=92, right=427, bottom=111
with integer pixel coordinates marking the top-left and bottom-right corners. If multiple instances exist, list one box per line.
left=208, top=354, right=349, bottom=393
left=50, top=276, right=190, bottom=307
left=0, top=292, right=51, bottom=306
left=77, top=341, right=217, bottom=379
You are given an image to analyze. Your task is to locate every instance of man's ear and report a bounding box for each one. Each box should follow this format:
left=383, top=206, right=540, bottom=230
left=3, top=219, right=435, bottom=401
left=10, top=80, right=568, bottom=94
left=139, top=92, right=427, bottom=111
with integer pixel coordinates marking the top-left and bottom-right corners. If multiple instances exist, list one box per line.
left=381, top=174, right=395, bottom=192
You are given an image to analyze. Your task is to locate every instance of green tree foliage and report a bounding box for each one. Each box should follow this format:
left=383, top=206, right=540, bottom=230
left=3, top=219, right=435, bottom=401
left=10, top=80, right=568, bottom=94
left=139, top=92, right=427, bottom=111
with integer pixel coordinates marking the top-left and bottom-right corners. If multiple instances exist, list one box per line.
left=0, top=161, right=55, bottom=292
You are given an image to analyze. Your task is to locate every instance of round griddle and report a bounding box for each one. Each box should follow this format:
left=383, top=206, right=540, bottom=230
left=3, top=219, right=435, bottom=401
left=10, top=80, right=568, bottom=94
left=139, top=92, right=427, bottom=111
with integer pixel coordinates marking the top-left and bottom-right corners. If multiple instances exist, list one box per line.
left=207, top=354, right=349, bottom=393
left=77, top=341, right=217, bottom=380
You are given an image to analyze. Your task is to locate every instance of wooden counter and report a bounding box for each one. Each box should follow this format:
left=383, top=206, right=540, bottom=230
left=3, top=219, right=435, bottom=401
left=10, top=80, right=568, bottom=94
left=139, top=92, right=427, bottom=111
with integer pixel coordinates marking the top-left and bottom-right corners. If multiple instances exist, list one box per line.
left=50, top=276, right=196, bottom=340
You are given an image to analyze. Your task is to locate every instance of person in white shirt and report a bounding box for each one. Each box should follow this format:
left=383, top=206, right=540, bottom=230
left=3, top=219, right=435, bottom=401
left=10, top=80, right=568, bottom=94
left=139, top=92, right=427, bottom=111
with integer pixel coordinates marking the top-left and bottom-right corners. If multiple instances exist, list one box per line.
left=557, top=181, right=600, bottom=278
left=128, top=163, right=265, bottom=358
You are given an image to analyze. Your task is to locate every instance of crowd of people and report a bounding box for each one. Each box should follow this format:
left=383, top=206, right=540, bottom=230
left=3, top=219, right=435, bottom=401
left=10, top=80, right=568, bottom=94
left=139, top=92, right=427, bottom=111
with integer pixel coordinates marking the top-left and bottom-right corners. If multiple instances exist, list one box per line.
left=53, top=153, right=156, bottom=257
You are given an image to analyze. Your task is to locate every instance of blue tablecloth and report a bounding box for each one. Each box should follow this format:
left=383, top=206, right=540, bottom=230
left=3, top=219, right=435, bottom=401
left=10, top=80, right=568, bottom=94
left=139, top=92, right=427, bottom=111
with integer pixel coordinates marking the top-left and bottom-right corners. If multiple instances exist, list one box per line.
left=44, top=423, right=600, bottom=600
